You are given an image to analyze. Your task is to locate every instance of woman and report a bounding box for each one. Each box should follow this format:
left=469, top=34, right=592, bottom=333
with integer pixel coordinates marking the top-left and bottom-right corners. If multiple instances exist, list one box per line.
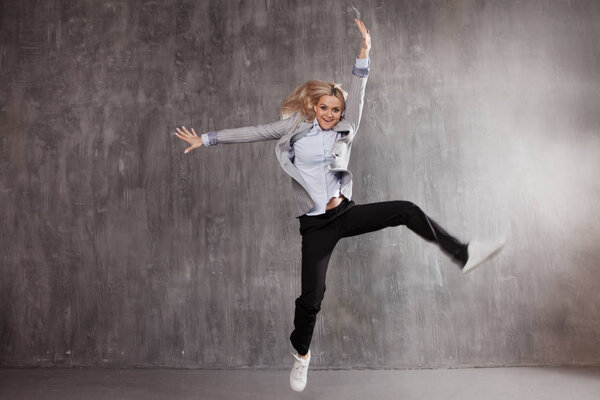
left=174, top=19, right=504, bottom=392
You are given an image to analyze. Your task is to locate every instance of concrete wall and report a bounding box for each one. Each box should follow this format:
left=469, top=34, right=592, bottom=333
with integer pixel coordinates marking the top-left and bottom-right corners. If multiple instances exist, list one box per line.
left=1, top=0, right=599, bottom=369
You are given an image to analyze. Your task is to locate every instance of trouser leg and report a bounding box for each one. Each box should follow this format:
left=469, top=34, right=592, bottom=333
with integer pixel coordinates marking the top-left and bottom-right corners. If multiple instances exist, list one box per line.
left=290, top=227, right=339, bottom=356
left=339, top=200, right=468, bottom=265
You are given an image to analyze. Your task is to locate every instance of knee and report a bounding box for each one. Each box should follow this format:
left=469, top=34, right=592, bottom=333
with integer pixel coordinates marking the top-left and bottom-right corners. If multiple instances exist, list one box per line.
left=395, top=200, right=425, bottom=217
left=296, top=286, right=326, bottom=311
left=394, top=200, right=418, bottom=210
left=387, top=200, right=422, bottom=224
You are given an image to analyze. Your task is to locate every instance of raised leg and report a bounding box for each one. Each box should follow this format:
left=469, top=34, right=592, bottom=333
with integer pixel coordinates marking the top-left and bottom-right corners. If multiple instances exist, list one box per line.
left=338, top=200, right=469, bottom=266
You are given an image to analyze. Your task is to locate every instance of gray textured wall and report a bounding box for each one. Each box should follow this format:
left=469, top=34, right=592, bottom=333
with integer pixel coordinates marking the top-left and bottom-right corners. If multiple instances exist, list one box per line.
left=1, top=0, right=600, bottom=369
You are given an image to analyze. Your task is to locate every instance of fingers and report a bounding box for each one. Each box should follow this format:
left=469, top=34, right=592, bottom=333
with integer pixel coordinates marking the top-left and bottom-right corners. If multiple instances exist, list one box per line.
left=354, top=18, right=363, bottom=32
left=354, top=19, right=369, bottom=36
left=173, top=125, right=203, bottom=154
left=175, top=126, right=196, bottom=138
left=184, top=144, right=199, bottom=154
left=173, top=126, right=198, bottom=144
left=174, top=127, right=185, bottom=139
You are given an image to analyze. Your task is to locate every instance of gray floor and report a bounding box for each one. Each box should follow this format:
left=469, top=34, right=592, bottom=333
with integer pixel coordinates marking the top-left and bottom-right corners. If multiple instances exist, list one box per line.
left=1, top=367, right=599, bottom=400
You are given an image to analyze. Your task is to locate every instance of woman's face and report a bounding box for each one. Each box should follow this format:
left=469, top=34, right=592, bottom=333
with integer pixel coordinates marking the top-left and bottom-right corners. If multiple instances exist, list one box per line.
left=314, top=95, right=343, bottom=130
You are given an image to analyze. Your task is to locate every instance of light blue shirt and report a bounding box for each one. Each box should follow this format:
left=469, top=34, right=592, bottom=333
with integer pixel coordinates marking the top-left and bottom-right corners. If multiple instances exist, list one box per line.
left=291, top=57, right=369, bottom=216
left=292, top=118, right=342, bottom=215
left=200, top=57, right=370, bottom=216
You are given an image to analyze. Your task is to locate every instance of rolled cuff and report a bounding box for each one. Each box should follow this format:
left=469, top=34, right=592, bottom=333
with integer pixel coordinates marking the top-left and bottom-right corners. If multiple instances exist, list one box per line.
left=352, top=57, right=370, bottom=77
left=201, top=131, right=217, bottom=146
left=355, top=57, right=370, bottom=69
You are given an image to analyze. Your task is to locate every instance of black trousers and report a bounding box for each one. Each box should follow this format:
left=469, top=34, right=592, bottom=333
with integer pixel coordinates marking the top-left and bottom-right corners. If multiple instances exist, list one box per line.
left=289, top=198, right=468, bottom=356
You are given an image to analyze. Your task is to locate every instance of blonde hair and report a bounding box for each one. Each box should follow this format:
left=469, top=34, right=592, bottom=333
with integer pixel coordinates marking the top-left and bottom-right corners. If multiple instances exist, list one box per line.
left=280, top=80, right=348, bottom=120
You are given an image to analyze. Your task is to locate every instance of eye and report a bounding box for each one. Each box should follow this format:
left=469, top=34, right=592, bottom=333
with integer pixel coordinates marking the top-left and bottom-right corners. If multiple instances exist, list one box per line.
left=320, top=105, right=327, bottom=110
left=333, top=108, right=340, bottom=113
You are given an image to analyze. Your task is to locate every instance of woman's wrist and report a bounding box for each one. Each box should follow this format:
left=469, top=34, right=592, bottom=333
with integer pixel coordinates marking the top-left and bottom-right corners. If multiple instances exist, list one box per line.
left=358, top=48, right=370, bottom=59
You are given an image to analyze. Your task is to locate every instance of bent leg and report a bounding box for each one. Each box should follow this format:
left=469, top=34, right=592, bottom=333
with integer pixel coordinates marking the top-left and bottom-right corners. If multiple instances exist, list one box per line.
left=290, top=228, right=339, bottom=356
left=339, top=201, right=468, bottom=265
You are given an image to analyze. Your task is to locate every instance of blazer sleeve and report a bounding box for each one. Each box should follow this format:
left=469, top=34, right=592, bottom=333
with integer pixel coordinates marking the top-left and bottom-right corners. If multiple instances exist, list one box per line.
left=343, top=57, right=370, bottom=134
left=201, top=115, right=299, bottom=146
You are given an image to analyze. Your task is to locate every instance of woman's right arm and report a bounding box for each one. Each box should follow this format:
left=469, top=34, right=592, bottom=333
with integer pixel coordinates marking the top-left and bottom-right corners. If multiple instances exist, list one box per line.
left=174, top=115, right=299, bottom=154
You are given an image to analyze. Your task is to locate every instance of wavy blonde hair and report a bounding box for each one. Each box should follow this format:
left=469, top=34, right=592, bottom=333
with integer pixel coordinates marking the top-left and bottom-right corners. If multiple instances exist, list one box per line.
left=280, top=80, right=348, bottom=120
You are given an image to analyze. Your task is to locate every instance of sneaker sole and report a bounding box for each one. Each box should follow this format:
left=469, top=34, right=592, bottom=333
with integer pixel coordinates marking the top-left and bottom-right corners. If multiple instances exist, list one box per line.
left=463, top=242, right=505, bottom=274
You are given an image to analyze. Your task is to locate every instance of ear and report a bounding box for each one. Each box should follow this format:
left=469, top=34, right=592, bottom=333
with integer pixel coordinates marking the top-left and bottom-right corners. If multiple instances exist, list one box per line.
left=313, top=104, right=318, bottom=114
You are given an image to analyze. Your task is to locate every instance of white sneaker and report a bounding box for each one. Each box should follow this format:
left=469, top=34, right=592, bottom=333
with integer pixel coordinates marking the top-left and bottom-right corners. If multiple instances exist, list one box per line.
left=290, top=350, right=310, bottom=392
left=462, top=239, right=505, bottom=274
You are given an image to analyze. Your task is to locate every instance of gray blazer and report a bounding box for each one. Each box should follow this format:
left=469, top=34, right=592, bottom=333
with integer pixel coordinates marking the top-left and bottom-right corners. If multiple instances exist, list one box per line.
left=202, top=63, right=369, bottom=217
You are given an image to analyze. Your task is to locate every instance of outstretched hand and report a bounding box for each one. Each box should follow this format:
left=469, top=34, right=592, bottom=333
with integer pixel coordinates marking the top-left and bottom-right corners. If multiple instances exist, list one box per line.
left=174, top=126, right=203, bottom=154
left=355, top=19, right=371, bottom=57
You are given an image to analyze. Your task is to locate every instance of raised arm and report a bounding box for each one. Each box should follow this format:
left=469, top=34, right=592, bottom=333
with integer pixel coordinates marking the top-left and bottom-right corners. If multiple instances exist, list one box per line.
left=344, top=19, right=371, bottom=134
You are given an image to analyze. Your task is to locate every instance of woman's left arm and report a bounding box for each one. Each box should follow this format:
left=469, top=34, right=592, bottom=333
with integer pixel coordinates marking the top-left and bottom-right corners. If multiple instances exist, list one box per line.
left=344, top=19, right=371, bottom=134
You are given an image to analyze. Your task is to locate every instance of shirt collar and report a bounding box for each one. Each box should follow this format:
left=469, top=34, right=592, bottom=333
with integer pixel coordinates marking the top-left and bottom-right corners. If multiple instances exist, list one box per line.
left=312, top=118, right=336, bottom=133
left=306, top=118, right=321, bottom=136
left=312, top=118, right=321, bottom=129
